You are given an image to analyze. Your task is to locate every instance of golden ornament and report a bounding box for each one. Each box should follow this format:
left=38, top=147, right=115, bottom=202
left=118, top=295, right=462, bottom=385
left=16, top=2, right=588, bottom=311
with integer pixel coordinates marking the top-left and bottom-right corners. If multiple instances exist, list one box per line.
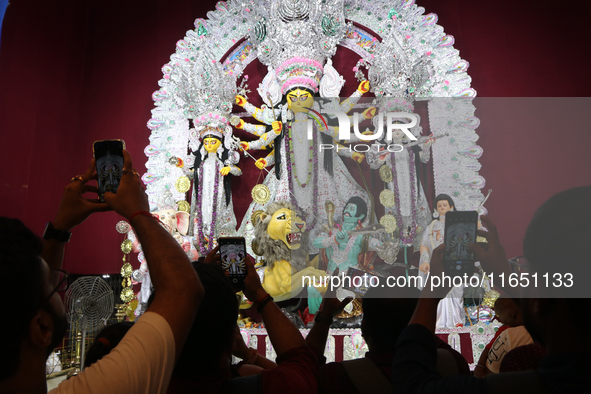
left=120, top=287, right=134, bottom=303
left=483, top=290, right=500, bottom=308
left=121, top=239, right=133, bottom=254
left=380, top=214, right=397, bottom=233
left=251, top=210, right=264, bottom=225
left=175, top=176, right=191, bottom=193
left=121, top=262, right=133, bottom=278
left=379, top=165, right=393, bottom=182
left=379, top=189, right=395, bottom=208
left=476, top=235, right=488, bottom=243
left=126, top=299, right=139, bottom=321
left=177, top=200, right=190, bottom=213
left=251, top=184, right=270, bottom=205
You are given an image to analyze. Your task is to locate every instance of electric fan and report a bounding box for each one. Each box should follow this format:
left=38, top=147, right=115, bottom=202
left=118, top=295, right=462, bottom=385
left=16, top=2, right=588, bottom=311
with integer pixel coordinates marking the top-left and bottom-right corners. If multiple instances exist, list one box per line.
left=64, top=276, right=114, bottom=371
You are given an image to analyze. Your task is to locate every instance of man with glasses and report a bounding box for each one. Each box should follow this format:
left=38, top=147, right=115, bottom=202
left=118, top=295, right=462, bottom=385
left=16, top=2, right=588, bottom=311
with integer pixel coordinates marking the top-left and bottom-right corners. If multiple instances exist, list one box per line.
left=0, top=150, right=204, bottom=393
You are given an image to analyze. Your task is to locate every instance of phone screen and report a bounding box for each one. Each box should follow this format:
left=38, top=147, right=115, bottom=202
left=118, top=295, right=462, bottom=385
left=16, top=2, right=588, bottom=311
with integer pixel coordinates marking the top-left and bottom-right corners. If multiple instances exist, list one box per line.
left=444, top=211, right=478, bottom=276
left=219, top=237, right=247, bottom=290
left=344, top=267, right=379, bottom=297
left=94, top=140, right=125, bottom=202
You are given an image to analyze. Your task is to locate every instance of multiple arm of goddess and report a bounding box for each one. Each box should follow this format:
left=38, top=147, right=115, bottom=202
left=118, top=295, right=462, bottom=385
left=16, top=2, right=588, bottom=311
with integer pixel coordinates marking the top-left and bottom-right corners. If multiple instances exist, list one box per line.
left=235, top=81, right=372, bottom=167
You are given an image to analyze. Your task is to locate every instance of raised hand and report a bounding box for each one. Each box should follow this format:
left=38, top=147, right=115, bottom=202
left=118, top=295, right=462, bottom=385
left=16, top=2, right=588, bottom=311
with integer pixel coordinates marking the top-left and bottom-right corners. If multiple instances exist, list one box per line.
left=103, top=150, right=150, bottom=220
left=240, top=141, right=250, bottom=151
left=357, top=80, right=370, bottom=94
left=363, top=106, right=377, bottom=119
left=272, top=121, right=282, bottom=135
left=236, top=95, right=247, bottom=107
left=336, top=229, right=348, bottom=241
left=53, top=159, right=111, bottom=231
left=351, top=152, right=364, bottom=163
left=468, top=216, right=510, bottom=275
left=319, top=269, right=353, bottom=318
left=255, top=158, right=268, bottom=170
left=419, top=262, right=430, bottom=273
left=243, top=255, right=267, bottom=302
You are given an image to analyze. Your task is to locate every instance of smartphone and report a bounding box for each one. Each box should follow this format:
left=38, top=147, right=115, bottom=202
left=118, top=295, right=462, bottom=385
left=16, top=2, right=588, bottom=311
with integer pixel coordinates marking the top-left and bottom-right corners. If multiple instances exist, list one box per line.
left=218, top=237, right=247, bottom=291
left=344, top=267, right=379, bottom=297
left=443, top=211, right=478, bottom=277
left=93, top=140, right=125, bottom=202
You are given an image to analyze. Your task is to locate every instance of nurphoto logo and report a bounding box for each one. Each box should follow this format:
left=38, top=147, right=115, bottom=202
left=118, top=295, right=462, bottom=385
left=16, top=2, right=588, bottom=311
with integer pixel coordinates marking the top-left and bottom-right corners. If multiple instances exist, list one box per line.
left=305, top=99, right=419, bottom=153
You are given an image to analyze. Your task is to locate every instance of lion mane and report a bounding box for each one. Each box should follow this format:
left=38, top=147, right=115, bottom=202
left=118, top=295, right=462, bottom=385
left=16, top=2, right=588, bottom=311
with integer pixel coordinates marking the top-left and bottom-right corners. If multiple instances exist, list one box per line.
left=254, top=201, right=308, bottom=271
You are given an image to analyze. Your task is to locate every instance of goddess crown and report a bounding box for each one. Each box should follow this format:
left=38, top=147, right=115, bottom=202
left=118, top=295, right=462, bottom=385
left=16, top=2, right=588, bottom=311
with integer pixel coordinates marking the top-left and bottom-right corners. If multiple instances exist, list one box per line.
left=245, top=0, right=347, bottom=94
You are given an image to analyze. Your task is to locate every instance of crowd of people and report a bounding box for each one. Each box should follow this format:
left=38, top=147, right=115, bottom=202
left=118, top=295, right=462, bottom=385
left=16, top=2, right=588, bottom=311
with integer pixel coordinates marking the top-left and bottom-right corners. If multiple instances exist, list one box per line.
left=1, top=150, right=589, bottom=393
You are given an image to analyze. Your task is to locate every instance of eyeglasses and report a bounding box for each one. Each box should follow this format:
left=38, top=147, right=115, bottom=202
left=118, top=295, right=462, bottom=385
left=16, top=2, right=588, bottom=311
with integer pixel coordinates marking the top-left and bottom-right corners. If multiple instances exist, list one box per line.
left=45, top=269, right=69, bottom=301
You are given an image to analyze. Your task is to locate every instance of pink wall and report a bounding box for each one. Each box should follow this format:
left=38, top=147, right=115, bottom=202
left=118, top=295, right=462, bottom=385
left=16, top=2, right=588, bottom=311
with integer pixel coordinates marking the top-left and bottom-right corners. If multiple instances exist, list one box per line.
left=1, top=0, right=589, bottom=273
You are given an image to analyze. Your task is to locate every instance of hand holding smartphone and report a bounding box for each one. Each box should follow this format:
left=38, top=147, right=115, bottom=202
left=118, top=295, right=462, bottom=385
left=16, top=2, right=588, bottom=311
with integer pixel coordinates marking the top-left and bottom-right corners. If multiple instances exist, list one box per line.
left=93, top=140, right=125, bottom=202
left=218, top=237, right=247, bottom=291
left=443, top=211, right=478, bottom=277
left=343, top=267, right=380, bottom=297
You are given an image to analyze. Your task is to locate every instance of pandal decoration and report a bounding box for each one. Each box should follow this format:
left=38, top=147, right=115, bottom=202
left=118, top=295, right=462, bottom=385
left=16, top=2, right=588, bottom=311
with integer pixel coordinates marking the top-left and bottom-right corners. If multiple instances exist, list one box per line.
left=379, top=214, right=397, bottom=234
left=251, top=184, right=271, bottom=205
left=177, top=200, right=191, bottom=213
left=174, top=176, right=191, bottom=193
left=379, top=189, right=395, bottom=208
left=133, top=1, right=489, bottom=323
left=379, top=164, right=393, bottom=183
left=142, top=0, right=485, bottom=224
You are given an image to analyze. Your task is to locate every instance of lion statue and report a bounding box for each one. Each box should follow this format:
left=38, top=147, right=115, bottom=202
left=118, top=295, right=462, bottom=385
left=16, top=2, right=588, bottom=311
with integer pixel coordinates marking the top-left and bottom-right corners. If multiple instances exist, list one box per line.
left=253, top=201, right=327, bottom=308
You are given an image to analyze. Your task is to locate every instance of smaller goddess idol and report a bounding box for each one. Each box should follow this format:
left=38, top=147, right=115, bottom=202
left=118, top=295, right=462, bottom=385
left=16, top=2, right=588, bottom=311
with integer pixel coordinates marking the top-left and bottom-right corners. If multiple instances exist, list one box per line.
left=190, top=120, right=242, bottom=256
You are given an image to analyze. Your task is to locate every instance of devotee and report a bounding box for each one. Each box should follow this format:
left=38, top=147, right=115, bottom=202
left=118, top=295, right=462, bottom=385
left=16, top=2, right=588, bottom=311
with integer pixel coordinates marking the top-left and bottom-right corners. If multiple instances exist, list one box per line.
left=0, top=150, right=204, bottom=393
left=230, top=325, right=278, bottom=377
left=391, top=186, right=591, bottom=392
left=305, top=275, right=469, bottom=394
left=164, top=253, right=319, bottom=394
left=482, top=297, right=533, bottom=375
left=474, top=297, right=527, bottom=377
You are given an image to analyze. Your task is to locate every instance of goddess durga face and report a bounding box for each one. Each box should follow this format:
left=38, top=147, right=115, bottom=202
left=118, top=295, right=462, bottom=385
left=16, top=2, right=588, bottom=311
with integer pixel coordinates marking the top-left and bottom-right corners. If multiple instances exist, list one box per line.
left=286, top=88, right=313, bottom=113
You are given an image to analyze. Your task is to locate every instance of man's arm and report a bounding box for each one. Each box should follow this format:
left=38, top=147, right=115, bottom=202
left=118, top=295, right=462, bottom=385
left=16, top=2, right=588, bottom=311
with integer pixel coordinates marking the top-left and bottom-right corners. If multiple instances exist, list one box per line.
left=468, top=215, right=516, bottom=298
left=104, top=150, right=204, bottom=362
left=243, top=256, right=307, bottom=356
left=473, top=348, right=492, bottom=378
left=407, top=244, right=449, bottom=333
left=305, top=276, right=352, bottom=361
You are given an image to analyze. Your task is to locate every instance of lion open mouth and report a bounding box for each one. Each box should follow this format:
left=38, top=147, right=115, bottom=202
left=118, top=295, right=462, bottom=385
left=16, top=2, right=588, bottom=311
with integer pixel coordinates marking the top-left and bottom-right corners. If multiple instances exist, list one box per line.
left=286, top=232, right=302, bottom=246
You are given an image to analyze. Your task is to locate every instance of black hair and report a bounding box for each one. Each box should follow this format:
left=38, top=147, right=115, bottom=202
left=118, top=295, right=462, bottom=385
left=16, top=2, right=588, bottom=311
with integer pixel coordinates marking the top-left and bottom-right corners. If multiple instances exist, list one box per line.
left=342, top=196, right=368, bottom=223
left=523, top=186, right=591, bottom=328
left=192, top=133, right=232, bottom=207
left=361, top=285, right=420, bottom=352
left=432, top=194, right=456, bottom=220
left=0, top=217, right=44, bottom=379
left=84, top=321, right=134, bottom=368
left=173, top=261, right=238, bottom=380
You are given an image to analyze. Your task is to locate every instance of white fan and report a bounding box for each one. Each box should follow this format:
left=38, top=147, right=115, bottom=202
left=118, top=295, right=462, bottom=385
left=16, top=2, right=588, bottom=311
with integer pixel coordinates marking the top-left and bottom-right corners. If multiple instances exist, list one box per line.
left=64, top=276, right=114, bottom=370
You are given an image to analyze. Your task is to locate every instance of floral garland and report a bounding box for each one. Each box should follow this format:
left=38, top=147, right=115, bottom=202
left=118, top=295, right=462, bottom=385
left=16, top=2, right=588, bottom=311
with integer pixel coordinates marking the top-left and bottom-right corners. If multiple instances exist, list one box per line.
left=390, top=149, right=418, bottom=246
left=196, top=159, right=220, bottom=256
left=287, top=124, right=313, bottom=188
left=285, top=121, right=319, bottom=225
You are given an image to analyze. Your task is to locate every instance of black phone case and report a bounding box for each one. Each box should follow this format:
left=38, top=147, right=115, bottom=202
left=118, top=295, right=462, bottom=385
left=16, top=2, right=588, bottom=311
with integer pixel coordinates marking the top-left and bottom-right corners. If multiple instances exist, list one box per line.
left=94, top=140, right=125, bottom=202
left=443, top=211, right=478, bottom=277
left=218, top=237, right=247, bottom=291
